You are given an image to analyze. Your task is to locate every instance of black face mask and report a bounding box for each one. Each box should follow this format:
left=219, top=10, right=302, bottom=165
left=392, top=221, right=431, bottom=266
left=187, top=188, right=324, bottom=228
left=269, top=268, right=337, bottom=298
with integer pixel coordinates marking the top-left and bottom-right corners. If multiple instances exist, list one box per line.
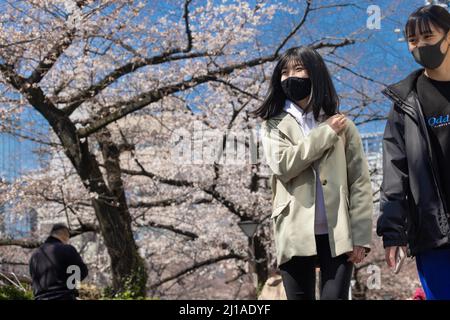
left=412, top=34, right=449, bottom=70
left=281, top=77, right=312, bottom=102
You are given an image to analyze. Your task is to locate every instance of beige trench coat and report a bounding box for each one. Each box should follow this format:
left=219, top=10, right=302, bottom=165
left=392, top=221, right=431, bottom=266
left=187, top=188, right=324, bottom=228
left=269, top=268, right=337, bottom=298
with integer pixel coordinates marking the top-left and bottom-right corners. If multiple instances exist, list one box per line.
left=260, top=111, right=373, bottom=266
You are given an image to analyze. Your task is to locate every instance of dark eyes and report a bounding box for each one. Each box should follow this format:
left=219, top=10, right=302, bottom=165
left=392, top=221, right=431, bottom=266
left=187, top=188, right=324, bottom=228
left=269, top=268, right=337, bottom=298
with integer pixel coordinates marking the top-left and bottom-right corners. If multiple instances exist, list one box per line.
left=281, top=67, right=303, bottom=74
left=408, top=34, right=433, bottom=42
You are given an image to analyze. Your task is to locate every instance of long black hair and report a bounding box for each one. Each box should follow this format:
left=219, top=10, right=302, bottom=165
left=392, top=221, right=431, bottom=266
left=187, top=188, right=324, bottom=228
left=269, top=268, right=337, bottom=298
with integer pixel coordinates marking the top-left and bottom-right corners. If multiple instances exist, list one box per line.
left=405, top=5, right=450, bottom=38
left=253, top=46, right=339, bottom=121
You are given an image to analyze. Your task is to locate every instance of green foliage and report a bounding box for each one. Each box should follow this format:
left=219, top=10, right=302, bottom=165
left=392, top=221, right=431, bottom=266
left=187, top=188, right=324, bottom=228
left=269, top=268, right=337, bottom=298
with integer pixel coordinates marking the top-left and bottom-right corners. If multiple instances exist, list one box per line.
left=0, top=285, right=33, bottom=300
left=102, top=262, right=149, bottom=300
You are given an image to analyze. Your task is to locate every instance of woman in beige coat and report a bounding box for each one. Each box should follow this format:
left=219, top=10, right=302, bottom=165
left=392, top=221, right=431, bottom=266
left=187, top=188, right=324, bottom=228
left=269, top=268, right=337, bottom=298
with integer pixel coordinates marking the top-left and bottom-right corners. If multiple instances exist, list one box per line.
left=254, top=46, right=373, bottom=300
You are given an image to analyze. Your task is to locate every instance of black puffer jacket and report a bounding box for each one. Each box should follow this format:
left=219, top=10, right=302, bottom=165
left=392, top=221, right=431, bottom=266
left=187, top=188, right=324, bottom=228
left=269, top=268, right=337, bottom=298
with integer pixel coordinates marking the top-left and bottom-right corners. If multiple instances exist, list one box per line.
left=377, top=69, right=450, bottom=256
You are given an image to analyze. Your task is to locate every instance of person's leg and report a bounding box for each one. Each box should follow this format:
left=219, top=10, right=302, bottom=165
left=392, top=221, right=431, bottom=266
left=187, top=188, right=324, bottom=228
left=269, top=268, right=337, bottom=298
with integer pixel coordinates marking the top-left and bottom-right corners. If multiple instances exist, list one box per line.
left=279, top=256, right=316, bottom=300
left=416, top=247, right=450, bottom=300
left=316, top=234, right=354, bottom=300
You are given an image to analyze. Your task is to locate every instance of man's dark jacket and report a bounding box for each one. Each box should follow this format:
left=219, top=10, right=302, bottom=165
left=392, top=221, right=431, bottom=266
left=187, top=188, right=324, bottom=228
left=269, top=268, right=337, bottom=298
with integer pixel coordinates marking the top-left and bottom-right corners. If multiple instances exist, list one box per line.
left=29, top=236, right=88, bottom=300
left=377, top=69, right=450, bottom=256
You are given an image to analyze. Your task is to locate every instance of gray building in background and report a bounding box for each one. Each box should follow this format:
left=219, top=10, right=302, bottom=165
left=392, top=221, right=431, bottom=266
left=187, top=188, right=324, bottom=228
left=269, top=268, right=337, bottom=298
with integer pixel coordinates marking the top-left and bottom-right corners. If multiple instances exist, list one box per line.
left=1, top=130, right=29, bottom=240
left=1, top=130, right=22, bottom=183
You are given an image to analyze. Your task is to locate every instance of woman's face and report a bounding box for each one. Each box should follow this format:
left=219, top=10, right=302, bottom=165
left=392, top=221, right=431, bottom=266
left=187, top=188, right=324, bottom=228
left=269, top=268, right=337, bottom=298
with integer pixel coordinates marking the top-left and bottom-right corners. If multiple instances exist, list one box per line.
left=407, top=23, right=449, bottom=53
left=280, top=62, right=309, bottom=82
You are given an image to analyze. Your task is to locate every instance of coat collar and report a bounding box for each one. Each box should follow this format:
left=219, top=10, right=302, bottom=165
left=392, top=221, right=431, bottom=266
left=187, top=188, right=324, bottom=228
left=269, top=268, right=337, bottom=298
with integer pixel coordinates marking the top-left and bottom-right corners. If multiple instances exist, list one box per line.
left=45, top=236, right=63, bottom=244
left=270, top=110, right=328, bottom=142
left=276, top=111, right=301, bottom=141
left=382, top=68, right=424, bottom=104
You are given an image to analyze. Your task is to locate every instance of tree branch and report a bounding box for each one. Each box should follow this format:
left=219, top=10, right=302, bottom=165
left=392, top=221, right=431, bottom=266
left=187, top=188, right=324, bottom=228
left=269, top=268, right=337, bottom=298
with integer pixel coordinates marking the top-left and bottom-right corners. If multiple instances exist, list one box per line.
left=122, top=158, right=249, bottom=219
left=58, top=0, right=193, bottom=115
left=129, top=196, right=212, bottom=209
left=26, top=30, right=75, bottom=84
left=122, top=158, right=195, bottom=187
left=274, top=0, right=312, bottom=56
left=135, top=221, right=198, bottom=241
left=60, top=51, right=214, bottom=115
left=76, top=35, right=355, bottom=138
left=323, top=58, right=386, bottom=86
left=149, top=253, right=244, bottom=289
left=26, top=0, right=89, bottom=84
left=0, top=239, right=42, bottom=249
left=183, top=0, right=193, bottom=53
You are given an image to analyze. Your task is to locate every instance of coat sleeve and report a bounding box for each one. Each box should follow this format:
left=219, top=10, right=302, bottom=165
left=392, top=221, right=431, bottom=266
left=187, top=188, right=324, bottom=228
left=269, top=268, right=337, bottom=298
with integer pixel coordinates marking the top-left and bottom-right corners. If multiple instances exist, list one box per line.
left=29, top=254, right=35, bottom=279
left=260, top=119, right=339, bottom=184
left=344, top=120, right=373, bottom=249
left=376, top=104, right=409, bottom=248
left=65, top=245, right=89, bottom=281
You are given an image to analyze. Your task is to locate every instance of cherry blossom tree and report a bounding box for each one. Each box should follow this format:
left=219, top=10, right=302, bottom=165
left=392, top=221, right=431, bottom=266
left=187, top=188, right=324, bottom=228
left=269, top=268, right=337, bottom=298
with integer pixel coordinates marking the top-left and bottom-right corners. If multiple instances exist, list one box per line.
left=0, top=0, right=400, bottom=298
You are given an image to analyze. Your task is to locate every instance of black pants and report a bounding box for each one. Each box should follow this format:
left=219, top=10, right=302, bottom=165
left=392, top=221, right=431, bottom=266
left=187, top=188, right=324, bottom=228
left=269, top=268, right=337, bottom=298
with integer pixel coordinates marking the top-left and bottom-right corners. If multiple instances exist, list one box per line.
left=279, top=234, right=354, bottom=300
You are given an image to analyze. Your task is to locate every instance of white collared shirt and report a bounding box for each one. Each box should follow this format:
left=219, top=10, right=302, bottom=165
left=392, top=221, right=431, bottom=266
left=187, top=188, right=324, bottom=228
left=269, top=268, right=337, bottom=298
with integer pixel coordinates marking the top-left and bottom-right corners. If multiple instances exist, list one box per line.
left=283, top=99, right=316, bottom=136
left=283, top=100, right=328, bottom=235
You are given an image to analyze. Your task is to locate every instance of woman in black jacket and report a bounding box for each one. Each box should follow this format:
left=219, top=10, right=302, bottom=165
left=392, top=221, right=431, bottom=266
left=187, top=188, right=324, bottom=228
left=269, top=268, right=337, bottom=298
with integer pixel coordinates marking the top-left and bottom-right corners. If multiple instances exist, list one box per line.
left=377, top=5, right=450, bottom=300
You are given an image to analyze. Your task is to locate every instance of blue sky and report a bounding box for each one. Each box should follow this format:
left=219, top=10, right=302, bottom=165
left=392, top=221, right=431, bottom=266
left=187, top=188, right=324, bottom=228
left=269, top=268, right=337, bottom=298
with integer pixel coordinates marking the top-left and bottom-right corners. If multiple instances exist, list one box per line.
left=0, top=0, right=446, bottom=179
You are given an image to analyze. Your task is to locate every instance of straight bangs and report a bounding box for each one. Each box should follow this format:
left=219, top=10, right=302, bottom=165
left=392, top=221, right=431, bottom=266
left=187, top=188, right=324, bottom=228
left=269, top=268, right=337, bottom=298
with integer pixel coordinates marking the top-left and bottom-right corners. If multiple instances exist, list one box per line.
left=405, top=5, right=450, bottom=38
left=278, top=54, right=303, bottom=71
left=405, top=15, right=433, bottom=38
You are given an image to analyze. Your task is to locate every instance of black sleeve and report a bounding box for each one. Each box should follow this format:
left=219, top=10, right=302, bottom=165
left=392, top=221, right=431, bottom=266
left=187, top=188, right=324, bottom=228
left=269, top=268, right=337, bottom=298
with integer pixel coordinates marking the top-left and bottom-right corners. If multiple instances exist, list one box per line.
left=65, top=245, right=89, bottom=281
left=29, top=254, right=35, bottom=279
left=376, top=103, right=409, bottom=248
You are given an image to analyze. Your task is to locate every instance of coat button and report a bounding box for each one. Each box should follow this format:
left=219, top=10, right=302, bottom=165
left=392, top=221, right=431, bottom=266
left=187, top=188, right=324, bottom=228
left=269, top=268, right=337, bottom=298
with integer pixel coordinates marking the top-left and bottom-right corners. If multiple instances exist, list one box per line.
left=322, top=179, right=327, bottom=186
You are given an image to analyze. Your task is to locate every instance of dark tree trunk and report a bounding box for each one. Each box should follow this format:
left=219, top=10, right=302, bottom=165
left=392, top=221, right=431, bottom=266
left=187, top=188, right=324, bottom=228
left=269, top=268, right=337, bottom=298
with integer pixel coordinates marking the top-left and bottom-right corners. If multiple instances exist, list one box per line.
left=253, top=234, right=269, bottom=289
left=95, top=129, right=148, bottom=296
left=18, top=86, right=148, bottom=296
